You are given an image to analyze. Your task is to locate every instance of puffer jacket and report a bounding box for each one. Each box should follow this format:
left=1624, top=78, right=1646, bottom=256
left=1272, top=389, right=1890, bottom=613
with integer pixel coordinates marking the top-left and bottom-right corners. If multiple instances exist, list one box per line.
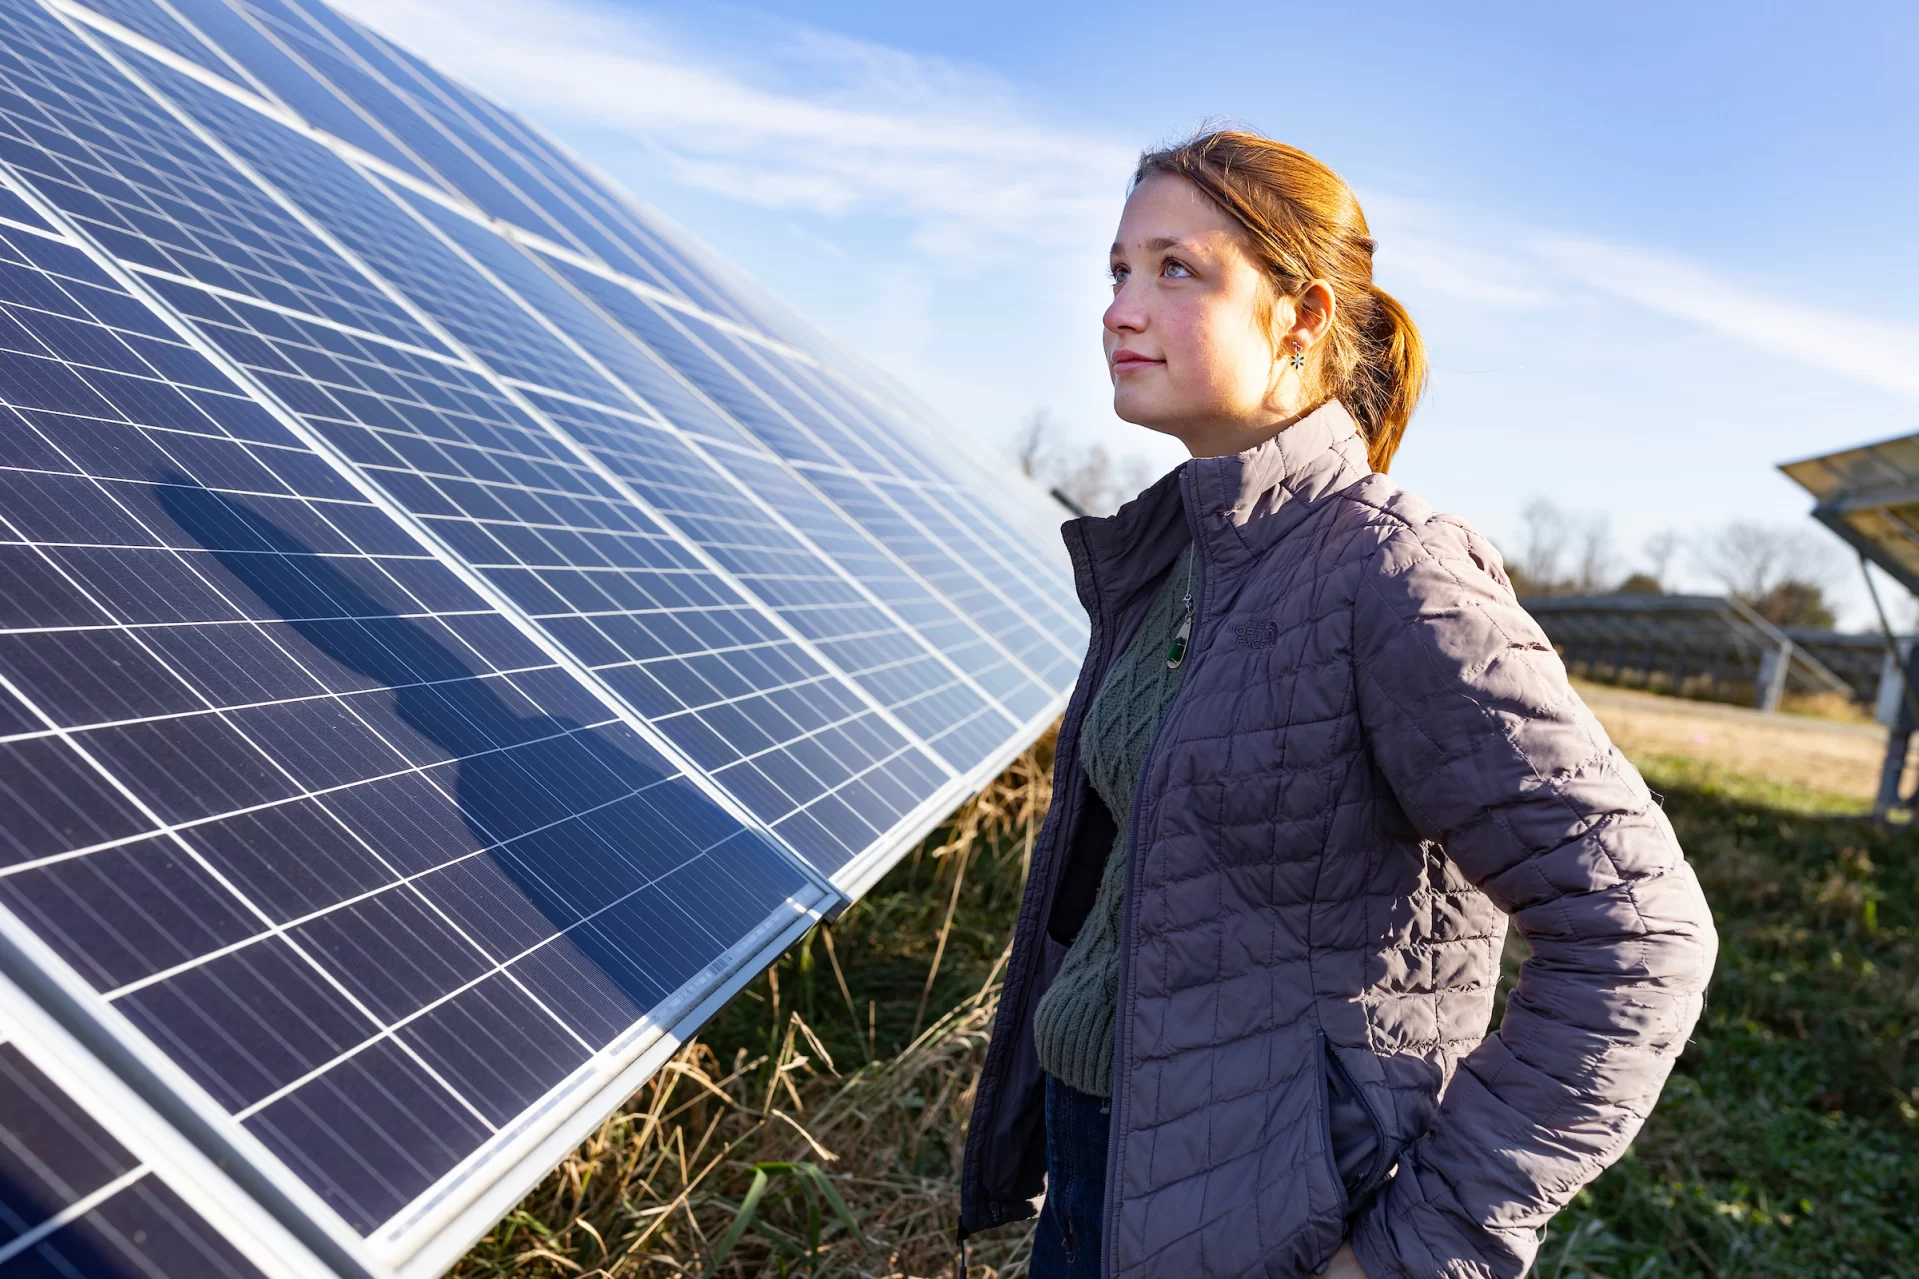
left=958, top=400, right=1717, bottom=1278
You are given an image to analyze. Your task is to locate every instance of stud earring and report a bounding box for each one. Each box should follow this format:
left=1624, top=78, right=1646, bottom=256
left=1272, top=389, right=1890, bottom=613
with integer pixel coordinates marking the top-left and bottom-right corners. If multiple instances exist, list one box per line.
left=1288, top=346, right=1307, bottom=373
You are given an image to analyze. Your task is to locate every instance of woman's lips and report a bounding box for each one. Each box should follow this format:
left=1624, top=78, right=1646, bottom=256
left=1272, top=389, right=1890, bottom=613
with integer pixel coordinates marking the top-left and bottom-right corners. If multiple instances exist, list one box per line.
left=1110, top=350, right=1163, bottom=373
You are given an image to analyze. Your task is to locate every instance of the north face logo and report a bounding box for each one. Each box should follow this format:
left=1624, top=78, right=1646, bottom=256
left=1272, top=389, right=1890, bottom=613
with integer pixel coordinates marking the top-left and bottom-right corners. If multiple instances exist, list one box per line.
left=1234, top=621, right=1278, bottom=649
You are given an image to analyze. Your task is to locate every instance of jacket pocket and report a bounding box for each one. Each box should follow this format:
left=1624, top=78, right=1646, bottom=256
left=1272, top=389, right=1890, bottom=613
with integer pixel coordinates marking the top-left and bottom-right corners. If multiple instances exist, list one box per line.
left=1318, top=1032, right=1388, bottom=1211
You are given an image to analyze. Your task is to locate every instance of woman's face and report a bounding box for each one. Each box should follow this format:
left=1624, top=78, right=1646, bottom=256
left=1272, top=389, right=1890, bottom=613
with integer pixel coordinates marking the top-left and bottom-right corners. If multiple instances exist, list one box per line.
left=1104, top=174, right=1315, bottom=458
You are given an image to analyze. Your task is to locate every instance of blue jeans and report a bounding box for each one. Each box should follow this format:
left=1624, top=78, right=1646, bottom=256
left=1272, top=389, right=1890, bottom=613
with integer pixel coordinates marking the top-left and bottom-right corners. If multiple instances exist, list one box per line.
left=1030, top=1073, right=1109, bottom=1279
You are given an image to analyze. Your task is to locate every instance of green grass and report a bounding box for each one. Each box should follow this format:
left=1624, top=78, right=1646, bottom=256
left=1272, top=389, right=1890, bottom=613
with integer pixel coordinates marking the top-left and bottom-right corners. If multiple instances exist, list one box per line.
left=1536, top=753, right=1919, bottom=1278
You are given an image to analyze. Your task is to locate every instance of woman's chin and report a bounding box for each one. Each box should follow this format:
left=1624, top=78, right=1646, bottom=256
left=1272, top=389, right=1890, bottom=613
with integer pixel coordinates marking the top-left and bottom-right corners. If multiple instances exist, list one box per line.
left=1112, top=394, right=1185, bottom=437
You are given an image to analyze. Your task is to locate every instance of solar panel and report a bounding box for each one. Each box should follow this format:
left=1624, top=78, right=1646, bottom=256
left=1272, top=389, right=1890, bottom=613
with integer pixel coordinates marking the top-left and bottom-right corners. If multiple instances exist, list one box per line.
left=0, top=1, right=1079, bottom=1276
left=1522, top=592, right=1853, bottom=710
left=1780, top=430, right=1919, bottom=595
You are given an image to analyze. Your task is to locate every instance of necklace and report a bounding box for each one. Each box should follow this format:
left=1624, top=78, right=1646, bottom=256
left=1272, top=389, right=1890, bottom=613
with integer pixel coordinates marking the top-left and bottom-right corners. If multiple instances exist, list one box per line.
left=1165, top=549, right=1195, bottom=670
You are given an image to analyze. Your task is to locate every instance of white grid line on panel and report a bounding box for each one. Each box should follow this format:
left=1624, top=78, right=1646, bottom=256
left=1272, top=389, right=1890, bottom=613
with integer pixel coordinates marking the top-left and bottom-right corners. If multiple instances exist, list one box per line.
left=560, top=278, right=1085, bottom=675
left=672, top=325, right=1085, bottom=650
left=250, top=0, right=761, bottom=331
left=0, top=651, right=482, bottom=1263
left=0, top=217, right=692, bottom=1051
left=0, top=17, right=959, bottom=875
left=0, top=285, right=808, bottom=1177
left=462, top=234, right=1065, bottom=718
left=22, top=9, right=847, bottom=906
left=137, top=0, right=283, bottom=103
left=4, top=5, right=445, bottom=355
left=155, top=287, right=952, bottom=841
left=0, top=137, right=770, bottom=1100
left=231, top=0, right=596, bottom=267
left=121, top=260, right=455, bottom=364
left=371, top=893, right=820, bottom=1273
left=202, top=0, right=470, bottom=207
left=0, top=1165, right=149, bottom=1267
left=0, top=371, right=581, bottom=1141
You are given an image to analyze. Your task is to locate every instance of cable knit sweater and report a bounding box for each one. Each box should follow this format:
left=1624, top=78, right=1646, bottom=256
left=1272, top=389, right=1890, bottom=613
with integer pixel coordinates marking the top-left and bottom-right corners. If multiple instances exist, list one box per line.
left=1032, top=543, right=1194, bottom=1097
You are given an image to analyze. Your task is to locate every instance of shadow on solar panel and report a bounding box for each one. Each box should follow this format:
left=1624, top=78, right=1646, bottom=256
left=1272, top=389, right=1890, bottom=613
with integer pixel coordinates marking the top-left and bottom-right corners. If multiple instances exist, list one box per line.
left=154, top=478, right=749, bottom=1026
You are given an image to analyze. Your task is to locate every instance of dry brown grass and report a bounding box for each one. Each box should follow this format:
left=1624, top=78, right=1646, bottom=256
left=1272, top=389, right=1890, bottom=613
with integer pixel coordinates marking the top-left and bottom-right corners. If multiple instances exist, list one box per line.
left=1573, top=680, right=1907, bottom=806
left=451, top=739, right=1055, bottom=1279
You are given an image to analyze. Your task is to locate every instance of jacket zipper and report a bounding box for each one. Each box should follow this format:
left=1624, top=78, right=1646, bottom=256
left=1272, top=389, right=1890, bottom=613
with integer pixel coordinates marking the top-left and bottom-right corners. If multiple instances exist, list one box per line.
left=1323, top=1034, right=1392, bottom=1198
left=1101, top=469, right=1209, bottom=1279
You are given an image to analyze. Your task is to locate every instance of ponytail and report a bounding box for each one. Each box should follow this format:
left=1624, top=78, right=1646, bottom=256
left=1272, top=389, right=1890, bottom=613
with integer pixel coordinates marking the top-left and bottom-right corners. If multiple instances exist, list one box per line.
left=1134, top=131, right=1428, bottom=473
left=1347, top=284, right=1427, bottom=473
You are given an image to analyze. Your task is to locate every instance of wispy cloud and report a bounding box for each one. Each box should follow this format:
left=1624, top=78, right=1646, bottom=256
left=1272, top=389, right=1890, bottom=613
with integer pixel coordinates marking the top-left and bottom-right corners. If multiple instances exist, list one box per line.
left=1538, top=238, right=1919, bottom=399
left=335, top=0, right=1919, bottom=402
left=331, top=0, right=1134, bottom=255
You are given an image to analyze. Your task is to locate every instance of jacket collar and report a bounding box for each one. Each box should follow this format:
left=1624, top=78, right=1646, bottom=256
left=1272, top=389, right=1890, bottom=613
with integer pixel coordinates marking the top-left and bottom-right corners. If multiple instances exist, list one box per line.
left=1065, top=399, right=1372, bottom=624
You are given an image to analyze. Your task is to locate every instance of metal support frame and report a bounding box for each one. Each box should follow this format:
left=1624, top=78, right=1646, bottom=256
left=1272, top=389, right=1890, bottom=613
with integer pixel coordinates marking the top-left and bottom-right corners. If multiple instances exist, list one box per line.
left=1857, top=552, right=1919, bottom=821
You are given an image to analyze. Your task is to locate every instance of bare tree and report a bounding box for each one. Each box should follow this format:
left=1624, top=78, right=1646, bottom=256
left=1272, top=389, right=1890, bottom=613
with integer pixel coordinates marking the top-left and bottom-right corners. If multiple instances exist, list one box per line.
left=1015, top=408, right=1054, bottom=480
left=1572, top=515, right=1616, bottom=593
left=1505, top=499, right=1615, bottom=596
left=1513, top=499, right=1569, bottom=592
left=1641, top=529, right=1680, bottom=589
left=1693, top=521, right=1839, bottom=602
left=1013, top=406, right=1160, bottom=517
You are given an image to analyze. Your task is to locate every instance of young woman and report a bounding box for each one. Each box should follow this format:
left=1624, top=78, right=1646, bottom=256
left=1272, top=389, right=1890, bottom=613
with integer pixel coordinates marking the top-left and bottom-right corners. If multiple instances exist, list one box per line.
left=958, top=131, right=1717, bottom=1279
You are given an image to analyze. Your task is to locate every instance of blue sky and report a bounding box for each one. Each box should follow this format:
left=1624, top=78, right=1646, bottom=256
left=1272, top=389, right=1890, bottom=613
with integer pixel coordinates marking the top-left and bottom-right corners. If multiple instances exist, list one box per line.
left=337, top=0, right=1919, bottom=621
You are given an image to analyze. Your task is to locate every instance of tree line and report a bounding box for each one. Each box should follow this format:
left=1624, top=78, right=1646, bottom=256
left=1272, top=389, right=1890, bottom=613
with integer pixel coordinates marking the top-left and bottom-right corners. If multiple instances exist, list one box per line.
left=1503, top=499, right=1842, bottom=630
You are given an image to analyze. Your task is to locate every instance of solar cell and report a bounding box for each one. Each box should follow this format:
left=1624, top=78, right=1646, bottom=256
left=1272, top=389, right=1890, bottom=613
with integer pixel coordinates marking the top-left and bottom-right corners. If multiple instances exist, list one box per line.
left=0, top=0, right=1078, bottom=1273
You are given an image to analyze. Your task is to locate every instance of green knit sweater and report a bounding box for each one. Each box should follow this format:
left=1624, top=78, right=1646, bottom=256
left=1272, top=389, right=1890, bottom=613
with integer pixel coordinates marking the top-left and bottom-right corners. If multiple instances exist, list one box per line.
left=1032, top=543, right=1194, bottom=1098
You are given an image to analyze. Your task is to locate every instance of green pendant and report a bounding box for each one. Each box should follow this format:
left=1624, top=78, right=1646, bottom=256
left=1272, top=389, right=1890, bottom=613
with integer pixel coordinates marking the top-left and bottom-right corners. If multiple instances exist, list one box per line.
left=1165, top=616, right=1192, bottom=670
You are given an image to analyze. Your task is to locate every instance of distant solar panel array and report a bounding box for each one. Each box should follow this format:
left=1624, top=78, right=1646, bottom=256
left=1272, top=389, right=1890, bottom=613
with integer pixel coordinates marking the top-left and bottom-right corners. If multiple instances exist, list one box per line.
left=0, top=3, right=1082, bottom=1276
left=1522, top=593, right=1854, bottom=711
left=1781, top=432, right=1919, bottom=816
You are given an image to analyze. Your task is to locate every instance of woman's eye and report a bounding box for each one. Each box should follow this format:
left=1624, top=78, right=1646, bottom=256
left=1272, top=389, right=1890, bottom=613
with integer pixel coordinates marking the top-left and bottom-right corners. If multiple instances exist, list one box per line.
left=1108, top=264, right=1129, bottom=285
left=1162, top=259, right=1192, bottom=278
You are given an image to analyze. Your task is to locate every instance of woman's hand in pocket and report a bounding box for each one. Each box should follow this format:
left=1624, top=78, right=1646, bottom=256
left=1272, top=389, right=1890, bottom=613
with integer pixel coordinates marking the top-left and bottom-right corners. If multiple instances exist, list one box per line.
left=1322, top=1242, right=1369, bottom=1279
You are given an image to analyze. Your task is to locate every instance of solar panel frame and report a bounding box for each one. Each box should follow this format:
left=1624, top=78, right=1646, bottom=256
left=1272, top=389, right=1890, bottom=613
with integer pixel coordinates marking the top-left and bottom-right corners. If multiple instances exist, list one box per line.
left=0, top=935, right=345, bottom=1279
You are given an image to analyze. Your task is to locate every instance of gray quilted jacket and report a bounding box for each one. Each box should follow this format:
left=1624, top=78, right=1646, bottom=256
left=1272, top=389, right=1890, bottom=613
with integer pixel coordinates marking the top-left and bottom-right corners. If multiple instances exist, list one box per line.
left=958, top=401, right=1716, bottom=1278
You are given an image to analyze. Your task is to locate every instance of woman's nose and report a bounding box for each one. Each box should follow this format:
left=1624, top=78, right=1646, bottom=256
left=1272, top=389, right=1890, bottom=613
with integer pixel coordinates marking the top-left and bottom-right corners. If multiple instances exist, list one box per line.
left=1103, top=289, right=1144, bottom=335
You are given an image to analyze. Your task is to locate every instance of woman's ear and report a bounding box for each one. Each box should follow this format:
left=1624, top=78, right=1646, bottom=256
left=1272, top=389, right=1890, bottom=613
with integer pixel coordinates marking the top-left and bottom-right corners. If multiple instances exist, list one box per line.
left=1290, top=280, right=1336, bottom=354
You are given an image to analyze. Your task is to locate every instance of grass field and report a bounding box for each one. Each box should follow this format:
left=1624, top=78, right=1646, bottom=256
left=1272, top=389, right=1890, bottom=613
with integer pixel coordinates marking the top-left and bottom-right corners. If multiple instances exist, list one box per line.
left=451, top=733, right=1919, bottom=1278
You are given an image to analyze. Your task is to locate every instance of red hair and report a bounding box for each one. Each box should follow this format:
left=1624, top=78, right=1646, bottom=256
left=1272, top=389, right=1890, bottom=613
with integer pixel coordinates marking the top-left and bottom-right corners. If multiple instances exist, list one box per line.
left=1134, top=130, right=1428, bottom=472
